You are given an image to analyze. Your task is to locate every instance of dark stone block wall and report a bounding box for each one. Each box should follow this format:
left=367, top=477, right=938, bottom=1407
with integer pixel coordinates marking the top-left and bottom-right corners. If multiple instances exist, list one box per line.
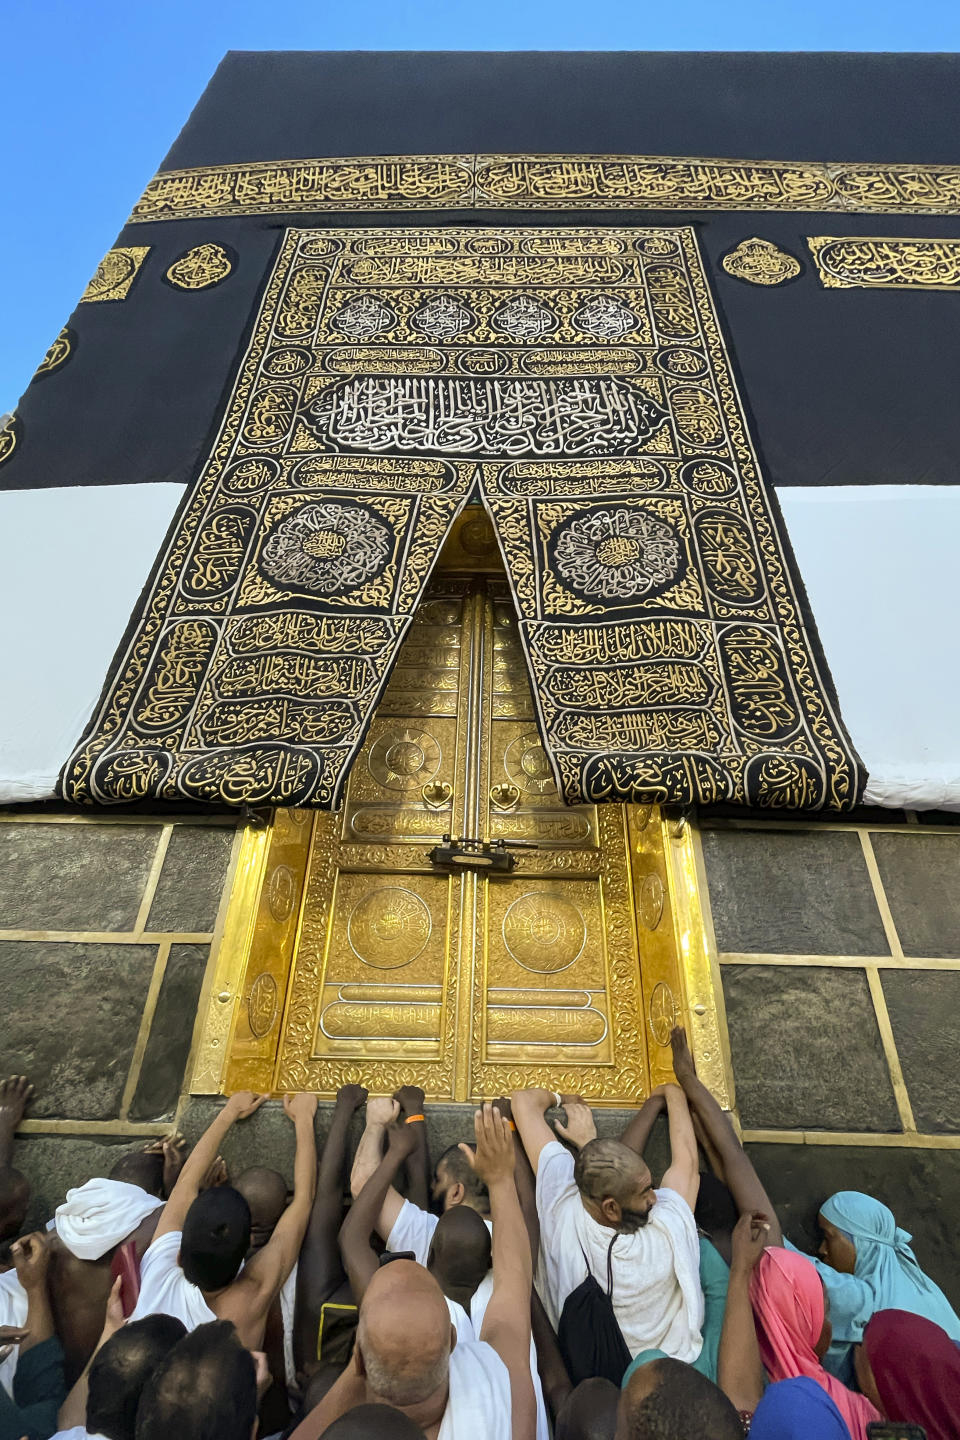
left=3, top=808, right=959, bottom=1321
left=701, top=816, right=960, bottom=1312
left=0, top=816, right=236, bottom=1128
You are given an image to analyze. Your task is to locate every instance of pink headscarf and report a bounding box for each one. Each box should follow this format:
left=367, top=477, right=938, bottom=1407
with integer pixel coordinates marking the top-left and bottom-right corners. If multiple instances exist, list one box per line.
left=749, top=1248, right=881, bottom=1440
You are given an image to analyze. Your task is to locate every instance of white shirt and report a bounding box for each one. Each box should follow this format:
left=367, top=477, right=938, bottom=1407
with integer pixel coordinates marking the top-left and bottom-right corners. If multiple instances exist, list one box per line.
left=0, top=1269, right=27, bottom=1396
left=387, top=1200, right=548, bottom=1440
left=279, top=1263, right=298, bottom=1397
left=438, top=1340, right=513, bottom=1440
left=536, top=1140, right=704, bottom=1363
left=128, top=1229, right=216, bottom=1330
left=51, top=1428, right=106, bottom=1440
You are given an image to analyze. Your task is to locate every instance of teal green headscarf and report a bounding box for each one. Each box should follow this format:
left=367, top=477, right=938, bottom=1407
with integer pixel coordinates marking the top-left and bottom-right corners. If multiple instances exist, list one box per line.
left=812, top=1191, right=960, bottom=1347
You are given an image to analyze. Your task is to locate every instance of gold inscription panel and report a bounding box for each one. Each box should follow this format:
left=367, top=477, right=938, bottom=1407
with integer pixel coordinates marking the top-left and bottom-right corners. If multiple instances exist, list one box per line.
left=130, top=153, right=960, bottom=224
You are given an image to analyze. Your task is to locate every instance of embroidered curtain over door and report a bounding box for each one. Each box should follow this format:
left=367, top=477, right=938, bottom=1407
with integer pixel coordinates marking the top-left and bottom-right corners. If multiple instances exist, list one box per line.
left=64, top=225, right=862, bottom=811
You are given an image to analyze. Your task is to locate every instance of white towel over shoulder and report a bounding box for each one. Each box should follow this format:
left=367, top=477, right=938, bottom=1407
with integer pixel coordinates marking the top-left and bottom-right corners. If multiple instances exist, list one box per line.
left=55, top=1178, right=162, bottom=1260
left=438, top=1340, right=513, bottom=1440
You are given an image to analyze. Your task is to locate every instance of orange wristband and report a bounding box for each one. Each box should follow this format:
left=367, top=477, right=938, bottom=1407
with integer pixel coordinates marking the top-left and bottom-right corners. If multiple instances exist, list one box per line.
left=507, top=1119, right=516, bottom=1131
left=404, top=1113, right=425, bottom=1124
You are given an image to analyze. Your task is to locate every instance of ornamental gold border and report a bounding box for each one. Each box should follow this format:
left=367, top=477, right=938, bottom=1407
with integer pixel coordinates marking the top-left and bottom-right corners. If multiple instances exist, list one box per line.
left=129, top=153, right=960, bottom=223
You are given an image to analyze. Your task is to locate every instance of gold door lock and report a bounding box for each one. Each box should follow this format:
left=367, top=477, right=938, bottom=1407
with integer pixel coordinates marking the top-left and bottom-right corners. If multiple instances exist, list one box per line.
left=489, top=783, right=521, bottom=811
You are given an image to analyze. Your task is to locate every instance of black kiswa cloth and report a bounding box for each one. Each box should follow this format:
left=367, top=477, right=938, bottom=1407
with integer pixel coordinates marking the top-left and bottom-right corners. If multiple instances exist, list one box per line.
left=62, top=223, right=862, bottom=812
left=558, top=1237, right=632, bottom=1388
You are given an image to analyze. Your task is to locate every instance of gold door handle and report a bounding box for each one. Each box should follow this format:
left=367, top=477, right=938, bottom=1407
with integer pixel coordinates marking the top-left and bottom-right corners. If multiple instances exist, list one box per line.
left=421, top=781, right=452, bottom=809
left=489, top=783, right=521, bottom=811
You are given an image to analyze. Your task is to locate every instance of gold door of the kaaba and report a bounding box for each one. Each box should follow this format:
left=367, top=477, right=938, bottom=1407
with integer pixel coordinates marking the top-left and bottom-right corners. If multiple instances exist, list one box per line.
left=201, top=517, right=725, bottom=1105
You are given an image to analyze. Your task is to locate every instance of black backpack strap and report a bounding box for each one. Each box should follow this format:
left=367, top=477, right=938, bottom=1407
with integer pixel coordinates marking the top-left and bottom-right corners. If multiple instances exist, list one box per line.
left=605, top=1231, right=618, bottom=1299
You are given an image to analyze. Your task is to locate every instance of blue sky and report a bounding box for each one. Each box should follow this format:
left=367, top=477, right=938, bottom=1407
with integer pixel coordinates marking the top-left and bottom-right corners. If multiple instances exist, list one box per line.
left=3, top=0, right=960, bottom=411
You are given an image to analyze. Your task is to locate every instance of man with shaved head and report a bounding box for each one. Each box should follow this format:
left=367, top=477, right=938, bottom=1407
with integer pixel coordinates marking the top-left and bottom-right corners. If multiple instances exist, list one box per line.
left=293, top=1105, right=536, bottom=1440
left=320, top=1404, right=425, bottom=1438
left=512, top=1086, right=705, bottom=1375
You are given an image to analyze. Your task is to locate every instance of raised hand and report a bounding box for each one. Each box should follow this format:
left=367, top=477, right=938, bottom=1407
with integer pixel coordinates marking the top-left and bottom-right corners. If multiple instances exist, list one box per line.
left=201, top=1155, right=229, bottom=1189
left=392, top=1085, right=425, bottom=1116
left=555, top=1099, right=597, bottom=1151
left=670, top=1025, right=697, bottom=1086
left=386, top=1120, right=419, bottom=1162
left=224, top=1090, right=269, bottom=1120
left=161, top=1133, right=189, bottom=1194
left=731, top=1211, right=771, bottom=1273
left=461, top=1103, right=515, bottom=1187
left=102, top=1274, right=125, bottom=1340
left=335, top=1083, right=368, bottom=1112
left=284, top=1092, right=319, bottom=1123
left=365, top=1096, right=400, bottom=1127
left=11, top=1233, right=50, bottom=1291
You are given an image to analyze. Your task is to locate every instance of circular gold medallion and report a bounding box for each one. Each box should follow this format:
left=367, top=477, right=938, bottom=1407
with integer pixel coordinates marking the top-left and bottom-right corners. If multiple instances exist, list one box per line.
left=248, top=973, right=279, bottom=1039
left=504, top=732, right=556, bottom=796
left=649, top=981, right=677, bottom=1046
left=268, top=864, right=296, bottom=923
left=348, top=887, right=432, bottom=969
left=503, top=892, right=586, bottom=973
left=639, top=873, right=664, bottom=930
left=368, top=728, right=441, bottom=792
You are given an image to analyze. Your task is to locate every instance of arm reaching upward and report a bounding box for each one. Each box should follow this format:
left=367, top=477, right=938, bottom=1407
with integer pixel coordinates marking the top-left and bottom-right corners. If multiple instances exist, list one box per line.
left=393, top=1085, right=430, bottom=1212
left=619, top=1091, right=667, bottom=1157
left=658, top=1083, right=700, bottom=1212
left=349, top=1097, right=407, bottom=1240
left=511, top=1089, right=558, bottom=1174
left=294, top=1082, right=366, bottom=1374
left=339, top=1123, right=418, bottom=1305
left=671, top=1026, right=782, bottom=1245
left=240, top=1094, right=318, bottom=1291
left=464, top=1105, right=537, bottom=1440
left=718, top=1211, right=770, bottom=1415
left=155, top=1090, right=267, bottom=1237
left=58, top=1276, right=123, bottom=1429
left=491, top=1098, right=572, bottom=1423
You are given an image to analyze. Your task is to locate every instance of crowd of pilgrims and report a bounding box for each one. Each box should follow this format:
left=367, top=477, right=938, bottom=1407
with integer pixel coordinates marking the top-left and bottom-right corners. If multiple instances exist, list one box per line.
left=0, top=1028, right=957, bottom=1440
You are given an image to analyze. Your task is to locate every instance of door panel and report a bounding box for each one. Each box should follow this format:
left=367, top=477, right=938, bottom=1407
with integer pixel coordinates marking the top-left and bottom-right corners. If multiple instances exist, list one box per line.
left=267, top=567, right=654, bottom=1102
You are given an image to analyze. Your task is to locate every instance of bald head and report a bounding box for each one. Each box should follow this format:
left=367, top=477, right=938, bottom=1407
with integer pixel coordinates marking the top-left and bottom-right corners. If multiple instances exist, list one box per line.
left=110, top=1150, right=165, bottom=1198
left=233, top=1167, right=287, bottom=1246
left=320, top=1404, right=426, bottom=1438
left=556, top=1378, right=619, bottom=1440
left=427, top=1206, right=491, bottom=1300
left=574, top=1140, right=655, bottom=1232
left=358, top=1262, right=452, bottom=1409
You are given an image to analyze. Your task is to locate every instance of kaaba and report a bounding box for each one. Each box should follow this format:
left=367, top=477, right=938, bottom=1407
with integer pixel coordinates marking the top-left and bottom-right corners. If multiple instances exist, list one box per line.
left=0, top=52, right=958, bottom=1297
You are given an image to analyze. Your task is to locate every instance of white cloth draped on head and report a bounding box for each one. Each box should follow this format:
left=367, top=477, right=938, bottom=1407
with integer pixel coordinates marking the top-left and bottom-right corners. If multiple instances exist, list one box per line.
left=55, top=1178, right=162, bottom=1260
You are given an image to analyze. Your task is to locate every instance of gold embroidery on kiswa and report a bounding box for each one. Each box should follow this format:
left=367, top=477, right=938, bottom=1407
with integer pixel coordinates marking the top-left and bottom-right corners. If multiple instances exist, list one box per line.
left=165, top=243, right=234, bottom=290
left=807, top=235, right=960, bottom=289
left=64, top=226, right=860, bottom=811
left=128, top=154, right=960, bottom=224
left=80, top=247, right=151, bottom=302
left=477, top=227, right=860, bottom=809
left=0, top=414, right=19, bottom=468
left=34, top=328, right=73, bottom=377
left=721, top=238, right=802, bottom=286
